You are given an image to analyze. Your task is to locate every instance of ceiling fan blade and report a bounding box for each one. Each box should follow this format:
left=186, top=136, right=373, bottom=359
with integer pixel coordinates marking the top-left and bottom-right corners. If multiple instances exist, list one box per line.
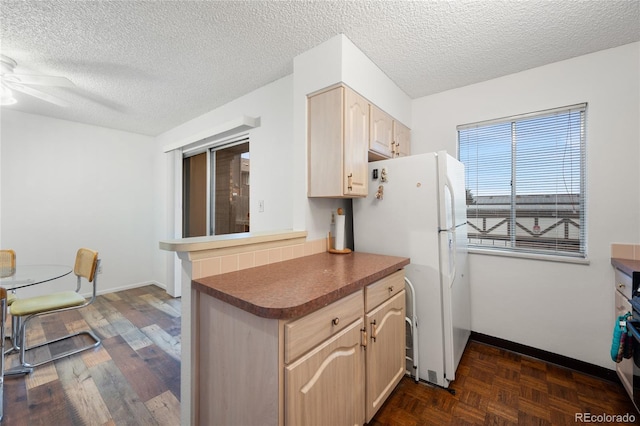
left=5, top=82, right=70, bottom=107
left=4, top=74, right=75, bottom=87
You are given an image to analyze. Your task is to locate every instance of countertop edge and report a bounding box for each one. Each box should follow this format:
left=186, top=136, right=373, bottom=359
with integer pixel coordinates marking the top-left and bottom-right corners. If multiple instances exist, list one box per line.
left=192, top=254, right=410, bottom=320
left=612, top=257, right=640, bottom=277
left=159, top=229, right=307, bottom=252
left=193, top=280, right=368, bottom=320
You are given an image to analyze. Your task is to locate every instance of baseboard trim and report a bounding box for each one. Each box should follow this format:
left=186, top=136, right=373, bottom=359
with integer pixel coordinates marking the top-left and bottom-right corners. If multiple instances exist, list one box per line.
left=81, top=281, right=169, bottom=298
left=470, top=331, right=620, bottom=384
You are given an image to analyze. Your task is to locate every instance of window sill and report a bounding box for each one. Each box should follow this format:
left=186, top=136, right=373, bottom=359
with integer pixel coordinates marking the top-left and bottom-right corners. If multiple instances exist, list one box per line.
left=468, top=247, right=590, bottom=265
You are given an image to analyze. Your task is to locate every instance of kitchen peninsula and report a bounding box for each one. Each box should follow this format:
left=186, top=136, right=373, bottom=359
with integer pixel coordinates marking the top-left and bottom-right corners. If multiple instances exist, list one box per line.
left=160, top=230, right=409, bottom=425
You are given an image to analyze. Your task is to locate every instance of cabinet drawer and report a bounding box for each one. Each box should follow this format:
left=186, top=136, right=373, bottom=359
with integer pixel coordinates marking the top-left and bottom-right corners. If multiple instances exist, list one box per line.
left=615, top=268, right=633, bottom=299
left=365, top=270, right=405, bottom=312
left=285, top=289, right=363, bottom=364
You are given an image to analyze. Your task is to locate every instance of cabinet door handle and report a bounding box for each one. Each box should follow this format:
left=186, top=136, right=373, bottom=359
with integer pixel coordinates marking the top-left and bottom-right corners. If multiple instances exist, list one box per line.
left=332, top=317, right=339, bottom=326
left=371, top=319, right=377, bottom=342
left=618, top=282, right=626, bottom=289
left=347, top=173, right=353, bottom=191
left=361, top=328, right=368, bottom=348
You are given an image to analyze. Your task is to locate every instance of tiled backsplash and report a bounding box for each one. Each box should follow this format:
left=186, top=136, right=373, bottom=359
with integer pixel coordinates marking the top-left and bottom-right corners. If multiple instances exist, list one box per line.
left=191, top=237, right=327, bottom=279
left=611, top=243, right=640, bottom=261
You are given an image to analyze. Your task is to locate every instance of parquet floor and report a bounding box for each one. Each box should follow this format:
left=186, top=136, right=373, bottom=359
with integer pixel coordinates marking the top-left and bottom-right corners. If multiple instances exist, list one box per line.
left=371, top=341, right=640, bottom=426
left=2, top=285, right=181, bottom=425
left=3, top=285, right=638, bottom=425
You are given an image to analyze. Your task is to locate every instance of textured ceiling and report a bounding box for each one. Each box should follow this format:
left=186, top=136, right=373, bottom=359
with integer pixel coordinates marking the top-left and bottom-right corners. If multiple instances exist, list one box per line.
left=1, top=0, right=639, bottom=136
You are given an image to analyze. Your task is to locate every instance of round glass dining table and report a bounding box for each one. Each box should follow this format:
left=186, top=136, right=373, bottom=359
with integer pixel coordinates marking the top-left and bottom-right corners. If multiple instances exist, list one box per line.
left=0, top=264, right=72, bottom=290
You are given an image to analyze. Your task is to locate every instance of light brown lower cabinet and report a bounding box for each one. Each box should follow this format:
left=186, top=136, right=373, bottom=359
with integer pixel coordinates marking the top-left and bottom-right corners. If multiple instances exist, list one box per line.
left=286, top=318, right=365, bottom=426
left=365, top=290, right=406, bottom=422
left=196, top=271, right=405, bottom=426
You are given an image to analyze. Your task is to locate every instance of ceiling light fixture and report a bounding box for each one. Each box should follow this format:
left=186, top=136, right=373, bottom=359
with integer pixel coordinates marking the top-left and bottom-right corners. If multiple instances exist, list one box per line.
left=0, top=83, right=17, bottom=106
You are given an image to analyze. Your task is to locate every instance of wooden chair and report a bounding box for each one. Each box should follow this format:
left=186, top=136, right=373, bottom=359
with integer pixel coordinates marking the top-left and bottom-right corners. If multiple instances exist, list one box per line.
left=0, top=250, right=15, bottom=279
left=10, top=248, right=101, bottom=369
left=0, top=249, right=18, bottom=303
left=0, top=250, right=18, bottom=353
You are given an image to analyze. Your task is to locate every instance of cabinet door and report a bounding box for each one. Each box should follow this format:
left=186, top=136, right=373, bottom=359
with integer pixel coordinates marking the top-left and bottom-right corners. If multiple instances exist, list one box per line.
left=286, top=318, right=365, bottom=426
left=393, top=121, right=411, bottom=157
left=343, top=89, right=369, bottom=197
left=369, top=105, right=394, bottom=159
left=365, top=290, right=406, bottom=423
left=307, top=87, right=344, bottom=197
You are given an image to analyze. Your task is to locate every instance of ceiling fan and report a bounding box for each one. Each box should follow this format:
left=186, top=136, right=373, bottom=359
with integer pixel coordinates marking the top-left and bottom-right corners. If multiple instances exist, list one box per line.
left=1, top=54, right=74, bottom=107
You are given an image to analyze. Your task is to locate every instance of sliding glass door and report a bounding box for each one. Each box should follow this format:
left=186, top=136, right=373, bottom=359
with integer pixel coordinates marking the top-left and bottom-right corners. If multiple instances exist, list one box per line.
left=182, top=152, right=208, bottom=237
left=182, top=139, right=250, bottom=237
left=212, top=141, right=250, bottom=235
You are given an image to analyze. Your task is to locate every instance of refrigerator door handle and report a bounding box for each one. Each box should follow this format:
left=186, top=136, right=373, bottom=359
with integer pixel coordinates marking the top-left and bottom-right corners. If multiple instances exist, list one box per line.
left=441, top=180, right=457, bottom=287
left=447, top=231, right=456, bottom=288
left=443, top=178, right=456, bottom=231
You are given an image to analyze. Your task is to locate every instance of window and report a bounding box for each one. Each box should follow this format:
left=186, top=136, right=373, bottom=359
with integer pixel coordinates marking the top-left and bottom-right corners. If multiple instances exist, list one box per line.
left=458, top=104, right=586, bottom=258
left=182, top=138, right=250, bottom=237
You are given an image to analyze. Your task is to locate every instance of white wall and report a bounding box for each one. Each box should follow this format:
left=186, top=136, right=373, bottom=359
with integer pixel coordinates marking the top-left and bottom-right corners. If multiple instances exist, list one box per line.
left=155, top=73, right=294, bottom=231
left=411, top=42, right=640, bottom=368
left=155, top=33, right=413, bottom=256
left=153, top=75, right=296, bottom=291
left=0, top=110, right=157, bottom=297
left=153, top=34, right=412, bottom=292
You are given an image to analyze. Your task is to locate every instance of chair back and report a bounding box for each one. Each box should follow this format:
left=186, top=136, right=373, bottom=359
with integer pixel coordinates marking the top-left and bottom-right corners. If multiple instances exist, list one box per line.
left=74, top=248, right=98, bottom=282
left=0, top=250, right=16, bottom=278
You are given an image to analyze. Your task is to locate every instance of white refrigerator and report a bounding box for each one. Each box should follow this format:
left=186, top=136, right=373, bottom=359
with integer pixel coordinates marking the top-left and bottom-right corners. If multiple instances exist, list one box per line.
left=353, top=151, right=471, bottom=389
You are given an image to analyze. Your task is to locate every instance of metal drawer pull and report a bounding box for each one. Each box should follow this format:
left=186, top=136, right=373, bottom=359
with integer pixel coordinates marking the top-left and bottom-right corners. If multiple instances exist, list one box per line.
left=332, top=317, right=339, bottom=326
left=388, top=286, right=394, bottom=293
left=618, top=282, right=626, bottom=289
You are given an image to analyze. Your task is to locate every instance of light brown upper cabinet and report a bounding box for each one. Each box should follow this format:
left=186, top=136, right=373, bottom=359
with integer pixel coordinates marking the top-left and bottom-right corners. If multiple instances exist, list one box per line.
left=308, top=85, right=369, bottom=198
left=369, top=105, right=394, bottom=160
left=393, top=120, right=411, bottom=158
left=308, top=84, right=411, bottom=197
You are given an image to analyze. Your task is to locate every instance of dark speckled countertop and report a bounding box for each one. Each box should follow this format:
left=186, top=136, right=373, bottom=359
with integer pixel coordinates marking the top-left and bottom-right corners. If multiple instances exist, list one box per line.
left=192, top=251, right=410, bottom=319
left=612, top=258, right=640, bottom=280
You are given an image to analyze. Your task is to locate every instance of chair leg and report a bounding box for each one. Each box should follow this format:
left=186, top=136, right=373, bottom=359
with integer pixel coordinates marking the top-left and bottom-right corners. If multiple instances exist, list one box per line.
left=3, top=314, right=20, bottom=355
left=0, top=296, right=6, bottom=422
left=2, top=316, right=32, bottom=377
left=18, top=312, right=101, bottom=369
left=11, top=316, right=19, bottom=351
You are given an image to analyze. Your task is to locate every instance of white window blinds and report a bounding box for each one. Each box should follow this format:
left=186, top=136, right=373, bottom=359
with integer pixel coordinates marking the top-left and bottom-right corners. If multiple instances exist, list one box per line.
left=458, top=104, right=587, bottom=257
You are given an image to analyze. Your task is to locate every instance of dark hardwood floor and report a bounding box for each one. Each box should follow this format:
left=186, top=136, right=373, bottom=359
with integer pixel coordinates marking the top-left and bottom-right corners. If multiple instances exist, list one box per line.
left=3, top=285, right=637, bottom=425
left=3, top=285, right=181, bottom=425
left=371, top=341, right=639, bottom=426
